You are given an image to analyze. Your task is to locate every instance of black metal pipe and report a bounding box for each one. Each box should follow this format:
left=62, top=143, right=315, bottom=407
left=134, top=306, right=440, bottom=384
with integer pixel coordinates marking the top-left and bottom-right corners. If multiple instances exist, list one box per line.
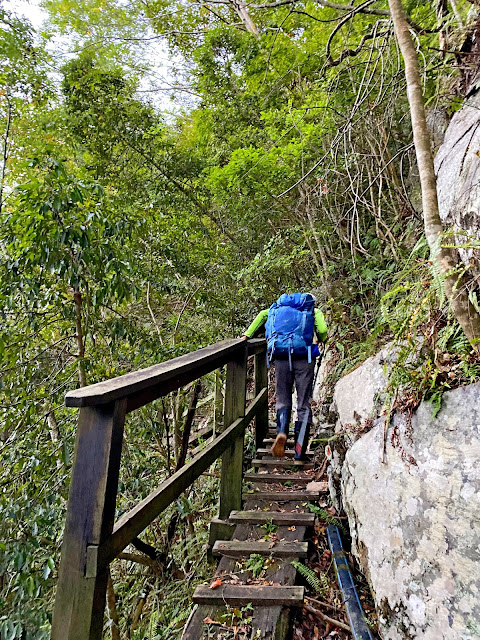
left=327, top=525, right=374, bottom=640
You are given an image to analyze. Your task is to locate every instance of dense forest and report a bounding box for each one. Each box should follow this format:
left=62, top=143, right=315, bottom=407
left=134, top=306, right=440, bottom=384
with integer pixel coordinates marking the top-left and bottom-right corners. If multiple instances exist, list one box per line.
left=1, top=0, right=480, bottom=637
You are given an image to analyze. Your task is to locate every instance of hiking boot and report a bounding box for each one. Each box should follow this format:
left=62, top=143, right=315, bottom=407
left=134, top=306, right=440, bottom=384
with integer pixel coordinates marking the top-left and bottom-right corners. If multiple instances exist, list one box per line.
left=293, top=420, right=301, bottom=447
left=271, top=407, right=290, bottom=458
left=294, top=421, right=311, bottom=461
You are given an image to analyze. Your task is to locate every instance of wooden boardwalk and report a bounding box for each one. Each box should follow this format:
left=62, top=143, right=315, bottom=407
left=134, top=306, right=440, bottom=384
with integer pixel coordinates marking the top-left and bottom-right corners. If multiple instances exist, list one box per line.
left=183, top=437, right=327, bottom=640
left=52, top=337, right=333, bottom=640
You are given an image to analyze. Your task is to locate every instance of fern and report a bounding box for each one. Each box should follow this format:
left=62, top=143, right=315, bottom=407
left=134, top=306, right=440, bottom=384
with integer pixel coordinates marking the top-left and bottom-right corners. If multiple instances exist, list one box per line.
left=307, top=504, right=347, bottom=534
left=291, top=561, right=329, bottom=595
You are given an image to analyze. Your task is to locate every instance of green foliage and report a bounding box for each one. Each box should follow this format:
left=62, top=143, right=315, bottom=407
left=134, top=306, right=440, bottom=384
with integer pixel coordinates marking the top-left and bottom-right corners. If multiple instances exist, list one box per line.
left=291, top=561, right=329, bottom=596
left=379, top=236, right=480, bottom=415
left=1, top=0, right=478, bottom=637
left=243, top=554, right=267, bottom=578
left=260, top=518, right=278, bottom=536
left=307, top=504, right=347, bottom=534
left=218, top=603, right=254, bottom=628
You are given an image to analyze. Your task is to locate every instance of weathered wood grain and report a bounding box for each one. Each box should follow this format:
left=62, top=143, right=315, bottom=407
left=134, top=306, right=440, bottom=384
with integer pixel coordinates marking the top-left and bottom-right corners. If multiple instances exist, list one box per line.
left=96, top=415, right=245, bottom=569
left=256, top=448, right=312, bottom=458
left=218, top=346, right=248, bottom=521
left=243, top=490, right=322, bottom=501
left=251, top=459, right=314, bottom=469
left=193, top=585, right=305, bottom=606
left=245, top=473, right=312, bottom=484
left=51, top=400, right=127, bottom=640
left=247, top=338, right=267, bottom=355
left=213, top=540, right=308, bottom=558
left=65, top=339, right=245, bottom=409
left=228, top=510, right=315, bottom=526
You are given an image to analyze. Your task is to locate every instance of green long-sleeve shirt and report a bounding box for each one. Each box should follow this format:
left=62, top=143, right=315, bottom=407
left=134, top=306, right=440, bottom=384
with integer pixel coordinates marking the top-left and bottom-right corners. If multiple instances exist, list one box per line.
left=244, top=308, right=328, bottom=342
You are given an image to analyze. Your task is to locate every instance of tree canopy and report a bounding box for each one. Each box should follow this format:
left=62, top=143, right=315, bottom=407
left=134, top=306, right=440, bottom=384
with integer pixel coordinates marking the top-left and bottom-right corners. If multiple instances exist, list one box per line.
left=1, top=0, right=479, bottom=637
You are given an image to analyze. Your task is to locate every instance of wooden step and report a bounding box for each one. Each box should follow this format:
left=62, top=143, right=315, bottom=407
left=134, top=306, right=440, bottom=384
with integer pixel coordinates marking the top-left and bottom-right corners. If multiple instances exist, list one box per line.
left=229, top=510, right=314, bottom=526
left=213, top=540, right=308, bottom=558
left=245, top=473, right=312, bottom=484
left=257, top=448, right=312, bottom=458
left=193, top=584, right=304, bottom=607
left=243, top=490, right=323, bottom=502
left=252, top=459, right=314, bottom=469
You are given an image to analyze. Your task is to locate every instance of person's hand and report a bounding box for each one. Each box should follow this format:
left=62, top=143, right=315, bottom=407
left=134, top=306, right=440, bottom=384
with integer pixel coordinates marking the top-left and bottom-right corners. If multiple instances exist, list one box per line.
left=241, top=335, right=249, bottom=340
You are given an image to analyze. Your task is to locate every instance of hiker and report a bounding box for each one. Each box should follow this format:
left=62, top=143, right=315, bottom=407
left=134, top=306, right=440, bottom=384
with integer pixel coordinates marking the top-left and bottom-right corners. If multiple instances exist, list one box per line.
left=242, top=293, right=327, bottom=460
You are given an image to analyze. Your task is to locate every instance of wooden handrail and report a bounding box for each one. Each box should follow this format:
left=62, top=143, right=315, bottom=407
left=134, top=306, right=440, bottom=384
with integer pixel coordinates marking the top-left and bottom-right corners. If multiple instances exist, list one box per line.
left=65, top=338, right=246, bottom=410
left=52, top=337, right=268, bottom=640
left=87, top=387, right=267, bottom=574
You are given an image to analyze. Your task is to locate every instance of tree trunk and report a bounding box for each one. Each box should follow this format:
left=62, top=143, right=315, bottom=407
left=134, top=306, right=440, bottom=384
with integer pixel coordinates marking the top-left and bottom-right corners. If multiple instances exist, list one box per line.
left=231, top=0, right=260, bottom=37
left=175, top=379, right=201, bottom=472
left=0, top=93, right=12, bottom=217
left=73, top=287, right=87, bottom=386
left=436, top=0, right=449, bottom=55
left=47, top=410, right=64, bottom=471
left=388, top=0, right=480, bottom=349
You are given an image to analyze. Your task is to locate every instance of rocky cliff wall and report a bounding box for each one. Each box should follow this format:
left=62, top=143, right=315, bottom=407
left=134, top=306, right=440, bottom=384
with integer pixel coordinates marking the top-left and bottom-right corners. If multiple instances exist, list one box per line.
left=333, top=353, right=480, bottom=639
left=435, top=91, right=480, bottom=279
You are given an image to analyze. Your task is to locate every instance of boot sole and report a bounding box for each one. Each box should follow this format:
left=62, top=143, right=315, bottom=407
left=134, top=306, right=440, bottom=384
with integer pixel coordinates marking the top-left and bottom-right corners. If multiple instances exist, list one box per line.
left=271, top=433, right=287, bottom=458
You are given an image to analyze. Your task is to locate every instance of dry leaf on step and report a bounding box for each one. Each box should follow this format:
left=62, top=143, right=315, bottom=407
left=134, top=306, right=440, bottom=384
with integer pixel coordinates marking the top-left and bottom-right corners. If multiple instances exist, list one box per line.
left=209, top=579, right=223, bottom=589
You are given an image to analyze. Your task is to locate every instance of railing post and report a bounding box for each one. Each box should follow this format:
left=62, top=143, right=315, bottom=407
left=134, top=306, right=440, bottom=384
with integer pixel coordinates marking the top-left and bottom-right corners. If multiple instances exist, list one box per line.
left=209, top=343, right=247, bottom=545
left=52, top=399, right=127, bottom=640
left=254, top=347, right=269, bottom=450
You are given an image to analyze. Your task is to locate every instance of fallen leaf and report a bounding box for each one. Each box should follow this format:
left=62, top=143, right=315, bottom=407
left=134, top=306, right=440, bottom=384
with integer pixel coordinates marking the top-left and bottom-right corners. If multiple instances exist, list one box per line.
left=209, top=579, right=223, bottom=589
left=203, top=617, right=221, bottom=625
left=288, top=526, right=296, bottom=531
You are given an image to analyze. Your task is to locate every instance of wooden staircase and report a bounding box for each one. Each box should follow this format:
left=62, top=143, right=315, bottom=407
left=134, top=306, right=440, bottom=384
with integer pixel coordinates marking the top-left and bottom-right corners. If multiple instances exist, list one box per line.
left=183, top=437, right=328, bottom=640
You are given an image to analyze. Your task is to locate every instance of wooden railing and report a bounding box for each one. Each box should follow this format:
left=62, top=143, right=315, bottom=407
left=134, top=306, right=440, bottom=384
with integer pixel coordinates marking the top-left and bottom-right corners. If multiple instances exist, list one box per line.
left=51, top=338, right=268, bottom=640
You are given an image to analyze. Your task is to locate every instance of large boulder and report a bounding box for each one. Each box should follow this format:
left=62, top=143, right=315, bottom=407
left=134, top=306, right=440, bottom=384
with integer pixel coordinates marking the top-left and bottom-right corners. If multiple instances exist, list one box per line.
left=333, top=343, right=398, bottom=437
left=435, top=91, right=480, bottom=278
left=341, top=382, right=480, bottom=639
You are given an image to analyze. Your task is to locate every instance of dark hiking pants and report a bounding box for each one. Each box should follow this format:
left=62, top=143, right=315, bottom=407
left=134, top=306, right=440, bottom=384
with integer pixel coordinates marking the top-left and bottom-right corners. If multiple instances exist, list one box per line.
left=274, top=358, right=315, bottom=424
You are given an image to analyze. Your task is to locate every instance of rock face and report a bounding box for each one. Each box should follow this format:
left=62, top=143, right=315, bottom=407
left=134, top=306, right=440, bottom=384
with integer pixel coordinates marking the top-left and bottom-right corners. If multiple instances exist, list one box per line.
left=435, top=91, right=480, bottom=279
left=333, top=344, right=397, bottom=434
left=338, top=381, right=480, bottom=639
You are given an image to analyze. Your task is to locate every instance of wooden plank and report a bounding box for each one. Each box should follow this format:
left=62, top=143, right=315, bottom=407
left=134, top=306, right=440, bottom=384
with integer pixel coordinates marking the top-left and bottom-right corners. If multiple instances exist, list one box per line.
left=243, top=490, right=322, bottom=501
left=218, top=346, right=248, bottom=521
left=228, top=511, right=315, bottom=526
left=193, top=585, right=304, bottom=607
left=256, top=448, right=312, bottom=458
left=51, top=399, right=127, bottom=640
left=184, top=510, right=307, bottom=640
left=65, top=338, right=245, bottom=409
left=213, top=540, right=308, bottom=558
left=245, top=473, right=312, bottom=484
left=247, top=338, right=267, bottom=356
left=96, top=415, right=244, bottom=570
left=94, top=387, right=268, bottom=569
left=252, top=459, right=314, bottom=469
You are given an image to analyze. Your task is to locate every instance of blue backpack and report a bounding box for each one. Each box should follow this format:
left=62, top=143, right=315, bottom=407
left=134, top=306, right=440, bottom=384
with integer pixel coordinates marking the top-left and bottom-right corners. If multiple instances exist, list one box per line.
left=265, top=293, right=319, bottom=366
